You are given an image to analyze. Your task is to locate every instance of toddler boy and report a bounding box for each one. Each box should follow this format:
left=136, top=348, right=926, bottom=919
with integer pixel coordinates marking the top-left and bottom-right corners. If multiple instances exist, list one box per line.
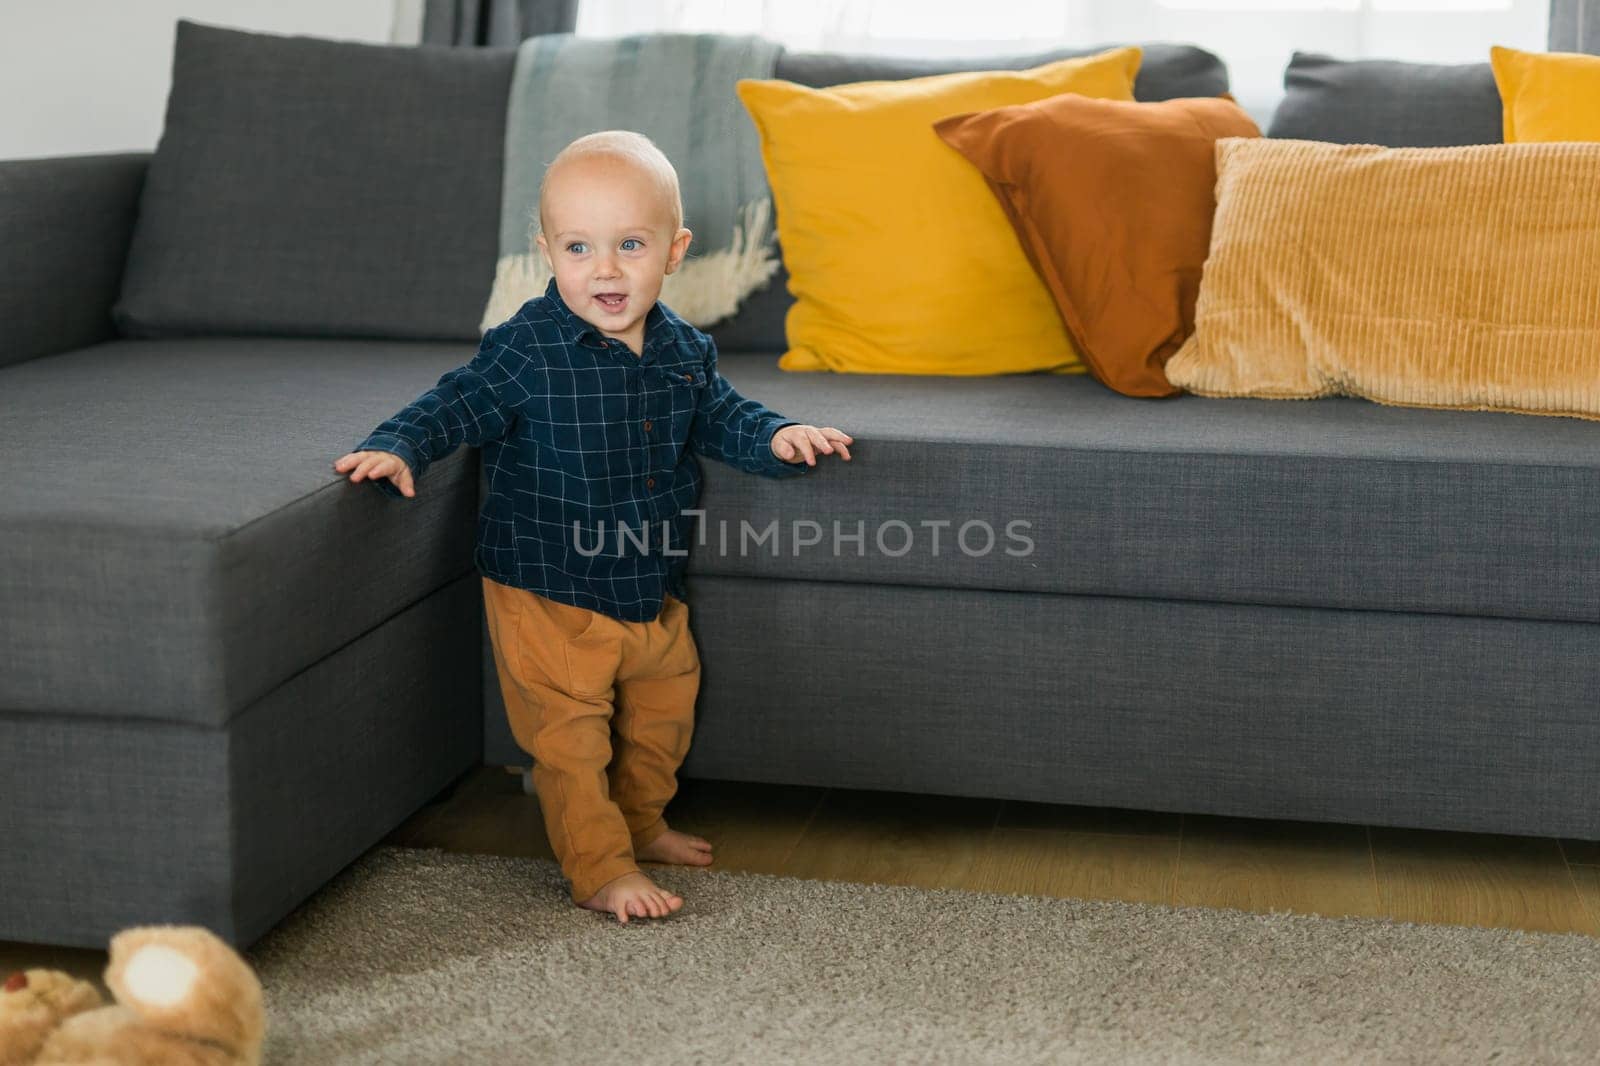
left=333, top=131, right=852, bottom=923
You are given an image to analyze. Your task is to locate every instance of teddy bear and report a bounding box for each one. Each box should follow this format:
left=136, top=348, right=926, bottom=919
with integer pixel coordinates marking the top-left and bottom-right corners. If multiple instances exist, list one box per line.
left=0, top=925, right=265, bottom=1066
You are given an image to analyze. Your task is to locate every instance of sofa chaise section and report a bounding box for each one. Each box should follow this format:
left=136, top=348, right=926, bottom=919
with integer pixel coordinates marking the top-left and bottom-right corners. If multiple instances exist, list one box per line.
left=0, top=338, right=483, bottom=719
left=2, top=574, right=480, bottom=947
left=0, top=326, right=492, bottom=944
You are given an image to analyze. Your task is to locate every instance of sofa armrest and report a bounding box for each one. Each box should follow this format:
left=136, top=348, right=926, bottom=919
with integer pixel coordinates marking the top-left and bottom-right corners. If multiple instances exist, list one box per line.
left=0, top=152, right=149, bottom=369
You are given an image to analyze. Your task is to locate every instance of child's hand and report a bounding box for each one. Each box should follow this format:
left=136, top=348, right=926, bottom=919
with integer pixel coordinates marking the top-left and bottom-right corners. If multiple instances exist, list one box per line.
left=771, top=424, right=852, bottom=466
left=333, top=450, right=416, bottom=497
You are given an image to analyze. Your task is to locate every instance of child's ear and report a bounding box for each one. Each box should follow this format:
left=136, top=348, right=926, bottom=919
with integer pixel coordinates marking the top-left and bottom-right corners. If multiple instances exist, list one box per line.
left=665, top=227, right=693, bottom=275
left=535, top=233, right=553, bottom=271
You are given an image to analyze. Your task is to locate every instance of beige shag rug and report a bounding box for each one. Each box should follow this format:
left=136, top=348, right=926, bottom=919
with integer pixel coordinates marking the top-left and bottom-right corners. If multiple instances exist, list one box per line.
left=246, top=847, right=1600, bottom=1064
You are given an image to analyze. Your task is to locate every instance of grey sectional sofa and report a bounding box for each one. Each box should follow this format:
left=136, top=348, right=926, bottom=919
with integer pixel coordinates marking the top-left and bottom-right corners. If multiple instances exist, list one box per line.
left=3, top=20, right=1596, bottom=950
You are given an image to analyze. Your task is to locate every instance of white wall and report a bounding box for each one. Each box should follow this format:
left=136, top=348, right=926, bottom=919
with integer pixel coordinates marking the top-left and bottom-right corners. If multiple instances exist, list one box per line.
left=0, top=0, right=417, bottom=160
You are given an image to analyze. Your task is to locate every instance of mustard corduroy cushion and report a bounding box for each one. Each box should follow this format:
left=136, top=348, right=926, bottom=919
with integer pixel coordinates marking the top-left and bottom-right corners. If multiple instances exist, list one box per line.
left=735, top=47, right=1141, bottom=375
left=1490, top=45, right=1600, bottom=142
left=1164, top=137, right=1600, bottom=421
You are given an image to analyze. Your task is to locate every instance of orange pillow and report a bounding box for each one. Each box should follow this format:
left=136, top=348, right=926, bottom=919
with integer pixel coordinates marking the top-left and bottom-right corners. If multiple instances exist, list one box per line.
left=934, top=94, right=1260, bottom=397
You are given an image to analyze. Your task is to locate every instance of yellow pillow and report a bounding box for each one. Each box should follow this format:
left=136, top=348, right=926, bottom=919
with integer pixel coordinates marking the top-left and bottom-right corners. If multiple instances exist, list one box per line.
left=1164, top=138, right=1600, bottom=421
left=736, top=47, right=1141, bottom=375
left=1490, top=45, right=1600, bottom=142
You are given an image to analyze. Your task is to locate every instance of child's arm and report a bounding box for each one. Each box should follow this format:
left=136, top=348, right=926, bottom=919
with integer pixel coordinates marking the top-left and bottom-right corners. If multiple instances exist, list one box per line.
left=337, top=322, right=529, bottom=498
left=688, top=334, right=850, bottom=476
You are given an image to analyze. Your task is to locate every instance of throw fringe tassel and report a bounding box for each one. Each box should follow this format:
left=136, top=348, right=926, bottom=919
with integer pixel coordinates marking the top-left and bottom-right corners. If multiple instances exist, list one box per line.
left=479, top=197, right=782, bottom=334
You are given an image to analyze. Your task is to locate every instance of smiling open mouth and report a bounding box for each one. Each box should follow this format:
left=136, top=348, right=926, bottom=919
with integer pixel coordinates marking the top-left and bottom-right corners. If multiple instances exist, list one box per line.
left=595, top=293, right=627, bottom=313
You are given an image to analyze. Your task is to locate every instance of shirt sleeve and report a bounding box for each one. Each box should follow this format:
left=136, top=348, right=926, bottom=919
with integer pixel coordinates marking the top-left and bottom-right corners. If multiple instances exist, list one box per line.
left=354, top=321, right=527, bottom=498
left=687, top=332, right=810, bottom=479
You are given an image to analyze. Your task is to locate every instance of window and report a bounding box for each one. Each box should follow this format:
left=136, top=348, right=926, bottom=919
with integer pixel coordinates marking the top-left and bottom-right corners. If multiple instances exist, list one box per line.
left=576, top=0, right=1548, bottom=123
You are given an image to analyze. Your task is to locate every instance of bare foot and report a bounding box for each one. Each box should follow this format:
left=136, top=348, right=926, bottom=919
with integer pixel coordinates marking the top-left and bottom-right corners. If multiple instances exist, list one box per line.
left=577, top=871, right=683, bottom=923
left=635, top=828, right=714, bottom=867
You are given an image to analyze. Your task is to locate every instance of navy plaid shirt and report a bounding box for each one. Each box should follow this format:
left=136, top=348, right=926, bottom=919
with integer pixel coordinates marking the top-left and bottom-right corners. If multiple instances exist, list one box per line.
left=356, top=277, right=808, bottom=622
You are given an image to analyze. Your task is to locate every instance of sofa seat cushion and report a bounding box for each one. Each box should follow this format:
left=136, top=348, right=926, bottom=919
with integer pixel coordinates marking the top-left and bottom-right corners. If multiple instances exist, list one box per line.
left=695, top=353, right=1600, bottom=625
left=0, top=339, right=480, bottom=726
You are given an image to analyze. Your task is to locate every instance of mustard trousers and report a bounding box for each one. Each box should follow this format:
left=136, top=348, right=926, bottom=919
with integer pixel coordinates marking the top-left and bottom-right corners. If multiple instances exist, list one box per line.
left=480, top=576, right=701, bottom=902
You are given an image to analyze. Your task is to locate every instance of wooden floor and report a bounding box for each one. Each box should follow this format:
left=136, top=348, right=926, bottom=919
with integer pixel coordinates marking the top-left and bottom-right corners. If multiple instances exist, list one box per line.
left=7, top=768, right=1597, bottom=988
left=390, top=767, right=1600, bottom=936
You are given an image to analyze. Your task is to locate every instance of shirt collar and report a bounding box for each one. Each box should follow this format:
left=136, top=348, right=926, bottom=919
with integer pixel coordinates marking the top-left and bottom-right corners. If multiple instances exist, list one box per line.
left=542, top=276, right=673, bottom=357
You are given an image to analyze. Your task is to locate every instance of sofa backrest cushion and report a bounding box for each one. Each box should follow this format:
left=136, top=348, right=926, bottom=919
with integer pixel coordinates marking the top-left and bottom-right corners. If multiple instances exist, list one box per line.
left=774, top=42, right=1228, bottom=100
left=112, top=20, right=514, bottom=342
left=714, top=41, right=1231, bottom=352
left=1266, top=52, right=1503, bottom=147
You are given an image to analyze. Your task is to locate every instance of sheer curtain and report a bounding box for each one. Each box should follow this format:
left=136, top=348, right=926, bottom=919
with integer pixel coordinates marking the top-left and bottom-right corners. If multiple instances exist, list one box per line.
left=576, top=0, right=1549, bottom=122
left=422, top=0, right=579, bottom=44
left=1549, top=0, right=1600, bottom=50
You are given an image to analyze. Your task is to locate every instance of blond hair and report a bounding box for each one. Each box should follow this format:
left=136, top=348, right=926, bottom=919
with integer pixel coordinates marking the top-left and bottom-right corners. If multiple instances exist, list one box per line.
left=537, top=130, right=684, bottom=239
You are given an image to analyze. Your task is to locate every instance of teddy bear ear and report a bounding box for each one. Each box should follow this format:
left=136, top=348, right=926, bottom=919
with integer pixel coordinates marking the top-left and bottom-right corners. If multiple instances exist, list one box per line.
left=105, top=926, right=266, bottom=1056
left=3, top=972, right=26, bottom=992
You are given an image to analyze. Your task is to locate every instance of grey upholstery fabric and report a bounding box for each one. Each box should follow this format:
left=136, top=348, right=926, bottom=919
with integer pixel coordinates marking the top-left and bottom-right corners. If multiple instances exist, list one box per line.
left=1, top=576, right=481, bottom=948
left=485, top=351, right=1600, bottom=768
left=715, top=43, right=1231, bottom=353
left=707, top=247, right=796, bottom=352
left=681, top=354, right=1600, bottom=625
left=112, top=20, right=514, bottom=342
left=0, top=153, right=146, bottom=369
left=0, top=338, right=480, bottom=724
left=1266, top=52, right=1503, bottom=146
left=772, top=42, right=1229, bottom=101
left=666, top=577, right=1600, bottom=842
left=1549, top=0, right=1600, bottom=52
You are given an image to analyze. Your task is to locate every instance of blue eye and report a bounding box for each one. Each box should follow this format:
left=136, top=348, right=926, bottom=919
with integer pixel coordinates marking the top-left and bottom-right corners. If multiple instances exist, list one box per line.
left=621, top=238, right=642, bottom=251
left=566, top=242, right=586, bottom=254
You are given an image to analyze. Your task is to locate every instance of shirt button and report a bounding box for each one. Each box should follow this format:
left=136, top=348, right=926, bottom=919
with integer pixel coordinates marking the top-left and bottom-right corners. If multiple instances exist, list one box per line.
left=643, top=420, right=652, bottom=431
left=682, top=372, right=693, bottom=381
left=646, top=478, right=655, bottom=489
